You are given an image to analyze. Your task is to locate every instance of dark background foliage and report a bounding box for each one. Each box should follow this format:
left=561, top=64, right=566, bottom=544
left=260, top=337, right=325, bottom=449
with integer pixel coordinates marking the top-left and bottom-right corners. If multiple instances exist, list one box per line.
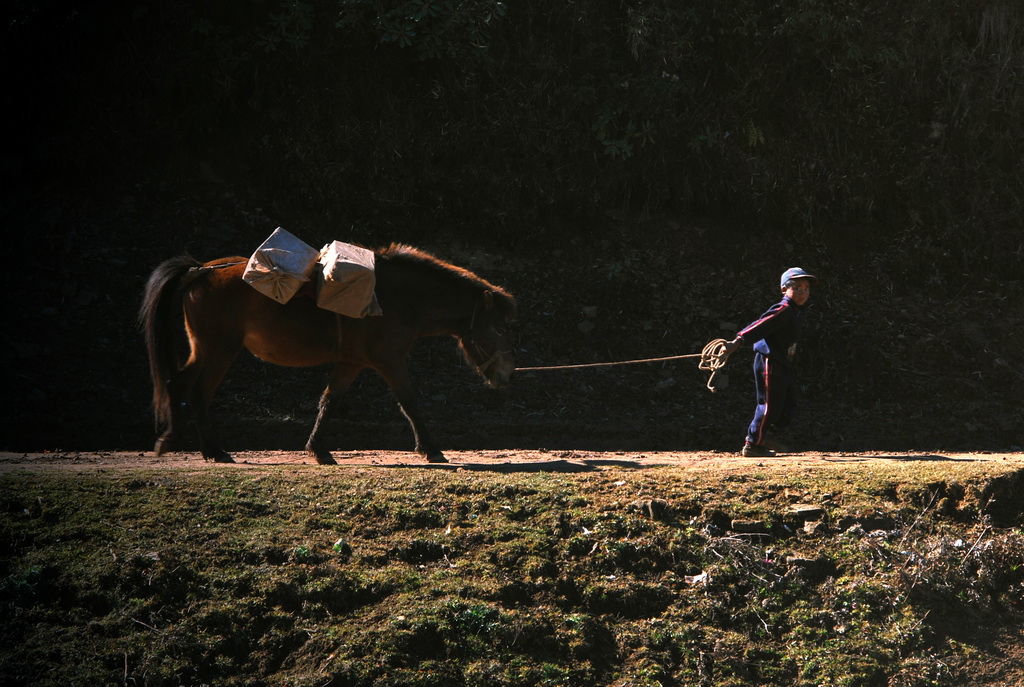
left=2, top=1, right=1022, bottom=453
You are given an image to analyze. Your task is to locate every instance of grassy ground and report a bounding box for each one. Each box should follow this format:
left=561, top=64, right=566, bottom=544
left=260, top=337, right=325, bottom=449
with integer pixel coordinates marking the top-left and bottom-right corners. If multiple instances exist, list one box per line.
left=1, top=458, right=1022, bottom=686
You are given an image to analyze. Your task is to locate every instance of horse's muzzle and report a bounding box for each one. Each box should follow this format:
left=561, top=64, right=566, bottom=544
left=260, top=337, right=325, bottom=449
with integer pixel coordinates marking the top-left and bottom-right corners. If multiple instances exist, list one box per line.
left=486, top=371, right=513, bottom=389
left=480, top=352, right=515, bottom=388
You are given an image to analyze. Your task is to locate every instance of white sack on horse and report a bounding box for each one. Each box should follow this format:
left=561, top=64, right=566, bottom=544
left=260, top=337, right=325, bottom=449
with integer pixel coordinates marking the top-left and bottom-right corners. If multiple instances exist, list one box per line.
left=316, top=240, right=383, bottom=317
left=242, top=227, right=320, bottom=304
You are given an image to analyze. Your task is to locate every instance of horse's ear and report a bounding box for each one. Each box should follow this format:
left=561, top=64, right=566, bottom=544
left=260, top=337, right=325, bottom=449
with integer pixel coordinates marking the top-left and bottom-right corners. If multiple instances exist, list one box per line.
left=483, top=290, right=494, bottom=309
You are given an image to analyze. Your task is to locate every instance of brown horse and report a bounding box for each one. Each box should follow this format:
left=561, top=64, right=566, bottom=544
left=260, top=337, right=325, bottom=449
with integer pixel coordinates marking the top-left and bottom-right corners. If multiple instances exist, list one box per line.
left=138, top=243, right=516, bottom=464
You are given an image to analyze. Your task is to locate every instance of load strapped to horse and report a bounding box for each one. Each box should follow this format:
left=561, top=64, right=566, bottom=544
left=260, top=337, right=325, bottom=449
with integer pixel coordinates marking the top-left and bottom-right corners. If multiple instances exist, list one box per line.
left=139, top=229, right=517, bottom=465
left=242, top=227, right=383, bottom=318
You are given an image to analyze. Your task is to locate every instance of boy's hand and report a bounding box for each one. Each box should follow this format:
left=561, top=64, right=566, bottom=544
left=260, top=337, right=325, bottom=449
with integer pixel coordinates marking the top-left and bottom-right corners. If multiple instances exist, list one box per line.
left=723, top=338, right=742, bottom=355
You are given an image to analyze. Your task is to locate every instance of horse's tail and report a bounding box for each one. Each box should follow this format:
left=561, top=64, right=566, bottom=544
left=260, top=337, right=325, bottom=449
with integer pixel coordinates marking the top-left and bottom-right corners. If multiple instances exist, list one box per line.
left=137, top=255, right=202, bottom=430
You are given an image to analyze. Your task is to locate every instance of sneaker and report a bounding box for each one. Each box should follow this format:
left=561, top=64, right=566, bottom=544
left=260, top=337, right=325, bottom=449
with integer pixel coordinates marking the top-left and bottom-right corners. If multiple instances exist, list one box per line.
left=741, top=443, right=776, bottom=458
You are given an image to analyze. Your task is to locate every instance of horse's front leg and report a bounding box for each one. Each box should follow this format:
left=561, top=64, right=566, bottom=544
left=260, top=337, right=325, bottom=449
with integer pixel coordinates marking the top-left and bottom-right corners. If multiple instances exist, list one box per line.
left=305, top=363, right=362, bottom=465
left=377, top=362, right=447, bottom=463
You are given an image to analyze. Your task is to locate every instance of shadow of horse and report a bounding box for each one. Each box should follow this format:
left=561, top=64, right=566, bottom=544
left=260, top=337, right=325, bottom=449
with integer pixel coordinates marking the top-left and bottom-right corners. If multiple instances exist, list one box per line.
left=410, top=458, right=650, bottom=473
left=820, top=454, right=986, bottom=462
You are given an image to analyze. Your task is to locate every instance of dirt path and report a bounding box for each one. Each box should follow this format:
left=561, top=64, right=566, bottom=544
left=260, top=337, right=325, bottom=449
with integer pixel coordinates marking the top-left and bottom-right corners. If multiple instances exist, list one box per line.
left=2, top=449, right=1020, bottom=473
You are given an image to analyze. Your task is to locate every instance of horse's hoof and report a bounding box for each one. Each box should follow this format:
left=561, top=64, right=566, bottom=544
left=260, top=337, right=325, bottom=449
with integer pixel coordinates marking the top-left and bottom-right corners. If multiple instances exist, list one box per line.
left=306, top=443, right=338, bottom=465
left=425, top=452, right=448, bottom=464
left=204, top=449, right=234, bottom=463
left=154, top=437, right=173, bottom=456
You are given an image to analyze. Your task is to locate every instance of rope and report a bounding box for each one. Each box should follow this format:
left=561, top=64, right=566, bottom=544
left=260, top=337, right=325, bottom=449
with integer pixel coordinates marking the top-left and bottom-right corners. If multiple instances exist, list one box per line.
left=517, top=338, right=731, bottom=392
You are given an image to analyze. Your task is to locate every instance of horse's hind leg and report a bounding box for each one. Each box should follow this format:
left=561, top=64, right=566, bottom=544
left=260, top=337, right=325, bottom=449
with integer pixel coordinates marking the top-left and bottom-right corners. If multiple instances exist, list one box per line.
left=155, top=363, right=200, bottom=456
left=154, top=352, right=235, bottom=462
left=305, top=363, right=362, bottom=465
left=189, top=347, right=241, bottom=463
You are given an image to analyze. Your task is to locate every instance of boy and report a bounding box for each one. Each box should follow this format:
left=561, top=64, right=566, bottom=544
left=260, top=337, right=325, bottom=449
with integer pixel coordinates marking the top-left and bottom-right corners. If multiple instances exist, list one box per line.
left=723, top=267, right=818, bottom=457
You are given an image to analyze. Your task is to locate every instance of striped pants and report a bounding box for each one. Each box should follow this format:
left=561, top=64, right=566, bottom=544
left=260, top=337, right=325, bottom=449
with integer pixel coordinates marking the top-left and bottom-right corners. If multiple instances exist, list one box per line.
left=746, top=352, right=798, bottom=445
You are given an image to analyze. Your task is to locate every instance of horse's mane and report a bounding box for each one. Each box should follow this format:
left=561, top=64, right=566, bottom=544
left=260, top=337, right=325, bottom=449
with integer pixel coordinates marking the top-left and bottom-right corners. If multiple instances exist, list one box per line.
left=377, top=243, right=516, bottom=313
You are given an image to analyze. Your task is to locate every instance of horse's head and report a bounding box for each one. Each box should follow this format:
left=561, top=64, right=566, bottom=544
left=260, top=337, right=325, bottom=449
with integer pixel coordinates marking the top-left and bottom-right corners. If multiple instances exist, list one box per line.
left=462, top=289, right=516, bottom=388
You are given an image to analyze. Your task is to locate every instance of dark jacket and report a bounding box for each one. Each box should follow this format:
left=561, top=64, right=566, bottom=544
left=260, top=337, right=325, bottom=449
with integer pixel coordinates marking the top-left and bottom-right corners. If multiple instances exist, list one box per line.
left=736, top=295, right=805, bottom=367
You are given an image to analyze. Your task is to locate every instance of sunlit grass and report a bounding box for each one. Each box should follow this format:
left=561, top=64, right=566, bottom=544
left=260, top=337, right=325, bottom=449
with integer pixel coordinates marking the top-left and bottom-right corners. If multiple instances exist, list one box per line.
left=1, top=461, right=1022, bottom=686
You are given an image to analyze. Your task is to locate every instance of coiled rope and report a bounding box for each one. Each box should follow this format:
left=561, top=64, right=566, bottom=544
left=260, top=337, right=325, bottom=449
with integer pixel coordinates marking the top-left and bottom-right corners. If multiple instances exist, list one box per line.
left=516, top=338, right=731, bottom=392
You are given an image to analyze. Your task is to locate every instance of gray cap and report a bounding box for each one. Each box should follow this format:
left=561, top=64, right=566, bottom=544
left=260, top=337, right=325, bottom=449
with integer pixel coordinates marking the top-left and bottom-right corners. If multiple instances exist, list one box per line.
left=780, top=267, right=818, bottom=289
